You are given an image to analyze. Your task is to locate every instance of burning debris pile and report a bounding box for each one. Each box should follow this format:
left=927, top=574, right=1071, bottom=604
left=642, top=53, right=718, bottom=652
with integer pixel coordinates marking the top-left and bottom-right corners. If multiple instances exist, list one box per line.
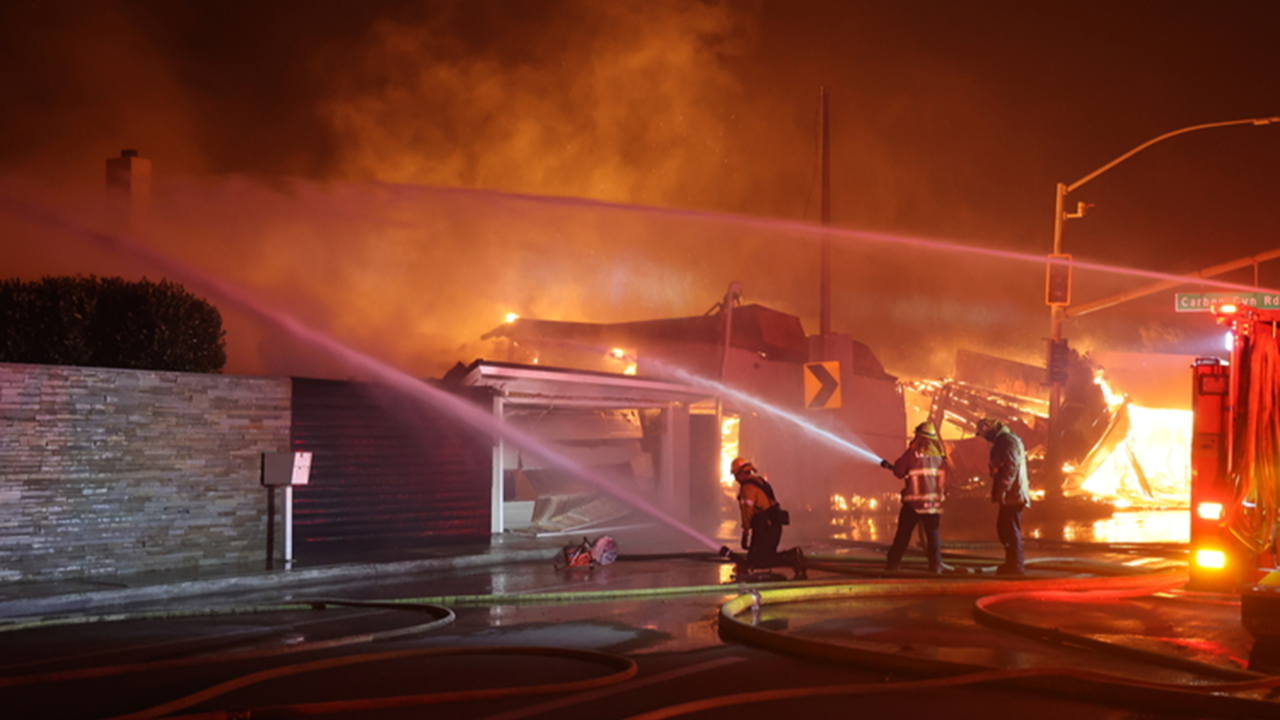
left=907, top=348, right=1192, bottom=513
left=1067, top=365, right=1192, bottom=510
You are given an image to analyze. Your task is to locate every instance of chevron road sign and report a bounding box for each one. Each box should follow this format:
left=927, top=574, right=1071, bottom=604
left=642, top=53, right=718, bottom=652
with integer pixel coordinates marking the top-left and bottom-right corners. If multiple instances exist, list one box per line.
left=804, top=361, right=842, bottom=410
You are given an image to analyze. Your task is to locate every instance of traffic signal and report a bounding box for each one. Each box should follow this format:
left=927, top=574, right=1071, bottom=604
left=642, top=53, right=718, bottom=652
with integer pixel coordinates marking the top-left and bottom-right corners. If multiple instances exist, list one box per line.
left=1047, top=338, right=1070, bottom=384
left=1045, top=254, right=1072, bottom=306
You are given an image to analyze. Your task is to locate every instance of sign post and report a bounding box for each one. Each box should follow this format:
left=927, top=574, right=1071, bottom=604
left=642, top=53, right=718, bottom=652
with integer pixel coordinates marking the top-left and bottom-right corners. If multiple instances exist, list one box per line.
left=262, top=452, right=313, bottom=569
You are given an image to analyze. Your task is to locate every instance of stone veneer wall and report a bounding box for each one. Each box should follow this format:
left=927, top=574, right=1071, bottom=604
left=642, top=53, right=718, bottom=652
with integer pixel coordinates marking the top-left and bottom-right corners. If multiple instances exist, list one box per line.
left=0, top=363, right=291, bottom=582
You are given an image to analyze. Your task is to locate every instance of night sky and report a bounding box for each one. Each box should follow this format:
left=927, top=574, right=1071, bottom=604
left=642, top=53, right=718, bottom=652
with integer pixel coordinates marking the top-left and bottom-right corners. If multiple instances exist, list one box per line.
left=2, top=0, right=1278, bottom=380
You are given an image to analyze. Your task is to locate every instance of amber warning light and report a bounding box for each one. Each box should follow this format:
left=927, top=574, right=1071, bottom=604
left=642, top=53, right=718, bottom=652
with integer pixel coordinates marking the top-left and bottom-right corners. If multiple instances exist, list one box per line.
left=1194, top=548, right=1228, bottom=570
left=1197, top=502, right=1224, bottom=521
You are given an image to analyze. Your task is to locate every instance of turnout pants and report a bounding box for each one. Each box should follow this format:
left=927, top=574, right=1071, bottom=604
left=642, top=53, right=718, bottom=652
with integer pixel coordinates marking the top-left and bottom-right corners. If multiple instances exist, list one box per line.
left=746, top=513, right=801, bottom=569
left=885, top=504, right=942, bottom=572
left=997, top=504, right=1025, bottom=571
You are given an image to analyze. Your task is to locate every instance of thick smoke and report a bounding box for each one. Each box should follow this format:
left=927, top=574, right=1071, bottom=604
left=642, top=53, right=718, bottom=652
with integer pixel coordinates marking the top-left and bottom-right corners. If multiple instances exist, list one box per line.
left=320, top=2, right=756, bottom=210
left=3, top=1, right=1277, bottom=383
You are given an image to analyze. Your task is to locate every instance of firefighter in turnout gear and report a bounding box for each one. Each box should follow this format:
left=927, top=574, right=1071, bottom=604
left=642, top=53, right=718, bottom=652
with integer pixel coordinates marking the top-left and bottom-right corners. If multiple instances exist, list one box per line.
left=976, top=417, right=1031, bottom=575
left=879, top=422, right=949, bottom=573
left=729, top=458, right=806, bottom=579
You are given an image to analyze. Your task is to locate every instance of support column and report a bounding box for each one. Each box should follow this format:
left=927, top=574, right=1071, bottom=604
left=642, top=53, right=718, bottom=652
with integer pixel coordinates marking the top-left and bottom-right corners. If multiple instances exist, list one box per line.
left=662, top=403, right=692, bottom=521
left=491, top=396, right=506, bottom=534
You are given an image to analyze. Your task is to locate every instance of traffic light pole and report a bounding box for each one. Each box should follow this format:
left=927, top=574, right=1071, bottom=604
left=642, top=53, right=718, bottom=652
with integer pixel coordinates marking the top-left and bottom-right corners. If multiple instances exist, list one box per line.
left=1046, top=182, right=1073, bottom=502
left=1045, top=117, right=1280, bottom=503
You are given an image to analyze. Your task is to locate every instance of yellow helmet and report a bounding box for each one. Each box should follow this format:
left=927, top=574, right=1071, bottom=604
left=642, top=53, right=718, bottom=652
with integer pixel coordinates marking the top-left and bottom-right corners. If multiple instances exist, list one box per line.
left=730, top=457, right=752, bottom=475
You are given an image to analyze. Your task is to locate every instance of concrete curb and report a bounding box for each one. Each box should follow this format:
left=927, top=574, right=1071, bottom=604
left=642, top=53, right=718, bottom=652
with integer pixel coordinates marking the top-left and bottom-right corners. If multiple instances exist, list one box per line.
left=0, top=548, right=556, bottom=620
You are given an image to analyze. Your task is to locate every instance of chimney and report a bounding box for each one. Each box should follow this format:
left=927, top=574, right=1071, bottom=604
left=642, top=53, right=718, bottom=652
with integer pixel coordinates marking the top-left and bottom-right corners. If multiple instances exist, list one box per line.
left=106, top=149, right=151, bottom=198
left=105, top=149, right=151, bottom=233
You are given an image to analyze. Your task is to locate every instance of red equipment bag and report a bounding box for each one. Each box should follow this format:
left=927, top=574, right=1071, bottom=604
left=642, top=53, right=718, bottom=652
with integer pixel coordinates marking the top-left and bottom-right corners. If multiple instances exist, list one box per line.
left=554, top=536, right=619, bottom=569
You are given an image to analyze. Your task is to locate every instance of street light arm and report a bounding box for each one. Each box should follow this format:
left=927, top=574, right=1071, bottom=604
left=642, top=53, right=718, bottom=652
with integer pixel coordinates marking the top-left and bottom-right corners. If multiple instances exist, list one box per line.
left=1066, top=116, right=1280, bottom=194
left=1064, top=247, right=1280, bottom=319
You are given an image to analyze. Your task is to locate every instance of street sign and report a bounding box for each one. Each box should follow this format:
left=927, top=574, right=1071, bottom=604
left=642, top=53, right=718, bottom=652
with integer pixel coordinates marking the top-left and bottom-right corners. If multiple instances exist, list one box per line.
left=804, top=361, right=841, bottom=409
left=1175, top=292, right=1280, bottom=312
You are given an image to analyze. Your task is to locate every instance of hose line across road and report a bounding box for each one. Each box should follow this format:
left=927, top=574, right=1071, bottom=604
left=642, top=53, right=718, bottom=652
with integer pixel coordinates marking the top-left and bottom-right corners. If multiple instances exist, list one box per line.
left=717, top=570, right=1280, bottom=718
left=102, top=646, right=639, bottom=720
left=1, top=552, right=1273, bottom=718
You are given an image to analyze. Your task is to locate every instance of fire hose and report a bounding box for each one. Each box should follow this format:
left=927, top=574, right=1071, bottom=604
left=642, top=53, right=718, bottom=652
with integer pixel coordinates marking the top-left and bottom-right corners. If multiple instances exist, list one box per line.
left=101, top=646, right=638, bottom=720
left=2, top=556, right=1273, bottom=719
left=711, top=571, right=1279, bottom=719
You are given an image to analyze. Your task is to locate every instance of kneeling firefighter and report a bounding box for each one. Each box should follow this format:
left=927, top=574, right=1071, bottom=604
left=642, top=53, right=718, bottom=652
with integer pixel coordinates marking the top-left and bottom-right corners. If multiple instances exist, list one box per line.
left=727, top=457, right=806, bottom=579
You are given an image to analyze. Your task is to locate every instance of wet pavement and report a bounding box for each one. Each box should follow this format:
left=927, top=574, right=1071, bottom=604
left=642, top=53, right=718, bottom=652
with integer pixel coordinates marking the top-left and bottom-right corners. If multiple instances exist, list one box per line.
left=1, top=515, right=1278, bottom=719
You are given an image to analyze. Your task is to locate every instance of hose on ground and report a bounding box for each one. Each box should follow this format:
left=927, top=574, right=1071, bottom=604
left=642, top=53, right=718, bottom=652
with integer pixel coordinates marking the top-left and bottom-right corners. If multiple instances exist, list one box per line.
left=615, top=664, right=1280, bottom=720
left=973, top=585, right=1262, bottom=681
left=0, top=599, right=454, bottom=688
left=101, top=645, right=637, bottom=720
left=716, top=570, right=1280, bottom=718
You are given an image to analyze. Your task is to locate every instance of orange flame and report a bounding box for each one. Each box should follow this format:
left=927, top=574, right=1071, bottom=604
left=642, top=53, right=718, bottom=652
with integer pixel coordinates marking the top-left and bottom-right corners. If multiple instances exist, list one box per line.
left=1073, top=375, right=1191, bottom=509
left=720, top=414, right=740, bottom=488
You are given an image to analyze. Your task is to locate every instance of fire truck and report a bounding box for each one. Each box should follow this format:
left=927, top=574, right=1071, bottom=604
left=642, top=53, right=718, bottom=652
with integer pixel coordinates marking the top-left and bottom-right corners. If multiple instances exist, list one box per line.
left=1190, top=303, right=1280, bottom=646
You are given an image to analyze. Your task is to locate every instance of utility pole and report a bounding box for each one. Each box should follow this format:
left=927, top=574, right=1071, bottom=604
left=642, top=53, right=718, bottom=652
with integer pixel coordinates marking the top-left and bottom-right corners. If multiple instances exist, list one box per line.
left=819, top=86, right=832, bottom=341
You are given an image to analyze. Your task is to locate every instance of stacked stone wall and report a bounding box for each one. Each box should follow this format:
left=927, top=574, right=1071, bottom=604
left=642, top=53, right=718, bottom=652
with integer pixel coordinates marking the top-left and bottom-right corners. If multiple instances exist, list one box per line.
left=0, top=363, right=290, bottom=582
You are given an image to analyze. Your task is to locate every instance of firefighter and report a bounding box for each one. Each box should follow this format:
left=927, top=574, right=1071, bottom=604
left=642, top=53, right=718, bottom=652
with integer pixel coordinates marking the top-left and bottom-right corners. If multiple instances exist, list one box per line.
left=730, top=457, right=806, bottom=579
left=976, top=417, right=1031, bottom=575
left=878, top=421, right=949, bottom=573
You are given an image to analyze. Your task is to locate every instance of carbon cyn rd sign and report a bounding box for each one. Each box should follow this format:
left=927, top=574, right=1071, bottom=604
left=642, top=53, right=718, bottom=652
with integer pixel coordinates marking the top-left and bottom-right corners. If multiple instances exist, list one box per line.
left=1175, top=292, right=1280, bottom=312
left=804, top=361, right=841, bottom=409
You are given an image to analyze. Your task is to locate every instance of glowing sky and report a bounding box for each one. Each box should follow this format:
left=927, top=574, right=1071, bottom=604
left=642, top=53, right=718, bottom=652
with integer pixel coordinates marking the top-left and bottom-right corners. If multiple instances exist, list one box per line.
left=2, top=1, right=1278, bottom=380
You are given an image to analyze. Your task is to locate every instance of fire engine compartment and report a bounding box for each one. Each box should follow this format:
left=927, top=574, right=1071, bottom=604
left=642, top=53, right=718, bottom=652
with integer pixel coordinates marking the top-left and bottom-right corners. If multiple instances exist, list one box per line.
left=1190, top=304, right=1280, bottom=649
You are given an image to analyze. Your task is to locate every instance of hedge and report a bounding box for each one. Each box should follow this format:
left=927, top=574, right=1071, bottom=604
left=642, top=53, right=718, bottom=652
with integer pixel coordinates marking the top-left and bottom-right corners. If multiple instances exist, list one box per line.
left=0, top=276, right=227, bottom=373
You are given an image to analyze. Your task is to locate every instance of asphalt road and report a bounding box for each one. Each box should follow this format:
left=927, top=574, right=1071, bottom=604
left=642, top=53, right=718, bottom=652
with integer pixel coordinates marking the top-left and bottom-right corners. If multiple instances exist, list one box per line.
left=1, top=541, right=1275, bottom=720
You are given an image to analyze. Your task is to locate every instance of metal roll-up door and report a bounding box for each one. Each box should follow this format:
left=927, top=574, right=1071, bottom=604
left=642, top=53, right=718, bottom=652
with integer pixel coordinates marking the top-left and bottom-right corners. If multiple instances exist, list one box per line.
left=289, top=377, right=492, bottom=561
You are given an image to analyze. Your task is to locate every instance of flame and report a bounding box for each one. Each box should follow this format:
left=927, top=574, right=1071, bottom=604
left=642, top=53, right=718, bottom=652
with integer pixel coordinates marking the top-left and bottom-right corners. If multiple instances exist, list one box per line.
left=1095, top=371, right=1125, bottom=405
left=828, top=493, right=880, bottom=513
left=1076, top=376, right=1191, bottom=508
left=720, top=414, right=740, bottom=487
left=607, top=347, right=638, bottom=375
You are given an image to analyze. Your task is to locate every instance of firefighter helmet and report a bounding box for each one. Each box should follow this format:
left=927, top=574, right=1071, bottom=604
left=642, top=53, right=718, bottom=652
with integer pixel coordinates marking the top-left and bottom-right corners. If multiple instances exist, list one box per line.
left=730, top=457, right=753, bottom=476
left=914, top=422, right=938, bottom=439
left=976, top=417, right=1003, bottom=440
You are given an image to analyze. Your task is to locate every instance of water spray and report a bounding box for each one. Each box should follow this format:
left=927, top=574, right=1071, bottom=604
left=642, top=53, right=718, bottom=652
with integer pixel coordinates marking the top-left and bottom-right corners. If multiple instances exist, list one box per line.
left=378, top=181, right=1280, bottom=297
left=1, top=200, right=723, bottom=553
left=474, top=329, right=886, bottom=468
left=651, top=360, right=884, bottom=466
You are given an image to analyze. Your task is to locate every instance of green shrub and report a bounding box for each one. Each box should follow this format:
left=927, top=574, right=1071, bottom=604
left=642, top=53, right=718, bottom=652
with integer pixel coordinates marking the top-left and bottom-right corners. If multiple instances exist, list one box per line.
left=0, top=276, right=226, bottom=373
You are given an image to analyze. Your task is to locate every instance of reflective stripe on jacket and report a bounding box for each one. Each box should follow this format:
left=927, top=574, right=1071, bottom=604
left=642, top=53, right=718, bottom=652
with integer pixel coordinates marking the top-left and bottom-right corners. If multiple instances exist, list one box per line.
left=892, top=450, right=947, bottom=514
left=736, top=475, right=775, bottom=528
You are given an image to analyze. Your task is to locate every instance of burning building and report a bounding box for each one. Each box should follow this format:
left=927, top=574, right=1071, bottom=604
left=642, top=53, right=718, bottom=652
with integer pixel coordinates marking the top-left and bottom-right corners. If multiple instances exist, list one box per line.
left=475, top=284, right=907, bottom=538
left=908, top=347, right=1194, bottom=520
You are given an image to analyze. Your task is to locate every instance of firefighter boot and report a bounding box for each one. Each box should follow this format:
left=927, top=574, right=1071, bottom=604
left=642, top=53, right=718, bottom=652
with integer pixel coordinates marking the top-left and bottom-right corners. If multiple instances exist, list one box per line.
left=793, top=547, right=808, bottom=580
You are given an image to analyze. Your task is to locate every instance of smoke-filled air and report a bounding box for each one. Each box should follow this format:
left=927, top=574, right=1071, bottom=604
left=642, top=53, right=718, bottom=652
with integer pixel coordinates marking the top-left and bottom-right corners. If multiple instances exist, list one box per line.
left=3, top=0, right=1280, bottom=382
